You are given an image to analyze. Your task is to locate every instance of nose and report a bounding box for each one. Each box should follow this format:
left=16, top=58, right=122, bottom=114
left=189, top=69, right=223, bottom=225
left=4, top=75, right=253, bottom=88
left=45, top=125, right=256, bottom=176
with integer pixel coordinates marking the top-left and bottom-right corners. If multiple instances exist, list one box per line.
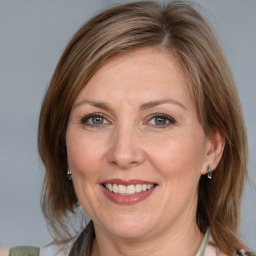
left=107, top=126, right=145, bottom=169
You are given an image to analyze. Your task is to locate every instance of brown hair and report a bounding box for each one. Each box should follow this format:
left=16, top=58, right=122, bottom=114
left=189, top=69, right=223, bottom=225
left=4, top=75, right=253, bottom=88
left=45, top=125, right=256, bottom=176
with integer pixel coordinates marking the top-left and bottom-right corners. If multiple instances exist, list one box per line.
left=38, top=1, right=248, bottom=254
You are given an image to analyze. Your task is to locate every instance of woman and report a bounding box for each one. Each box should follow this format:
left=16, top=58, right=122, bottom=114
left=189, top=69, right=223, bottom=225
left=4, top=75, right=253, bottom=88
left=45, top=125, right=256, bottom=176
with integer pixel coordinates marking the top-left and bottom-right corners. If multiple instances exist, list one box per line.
left=8, top=1, right=255, bottom=256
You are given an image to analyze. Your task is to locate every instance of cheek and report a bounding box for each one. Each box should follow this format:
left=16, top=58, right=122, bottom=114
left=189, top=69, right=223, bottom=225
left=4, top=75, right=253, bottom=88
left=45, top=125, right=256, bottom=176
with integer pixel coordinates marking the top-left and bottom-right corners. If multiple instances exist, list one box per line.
left=66, top=132, right=105, bottom=178
left=148, top=133, right=206, bottom=214
left=147, top=131, right=207, bottom=181
left=66, top=131, right=105, bottom=215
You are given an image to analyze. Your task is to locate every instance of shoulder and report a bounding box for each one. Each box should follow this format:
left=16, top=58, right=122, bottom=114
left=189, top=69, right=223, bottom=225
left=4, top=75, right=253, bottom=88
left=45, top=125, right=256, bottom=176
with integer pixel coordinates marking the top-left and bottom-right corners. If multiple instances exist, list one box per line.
left=205, top=232, right=256, bottom=256
left=7, top=244, right=69, bottom=256
left=9, top=246, right=39, bottom=255
left=205, top=245, right=256, bottom=256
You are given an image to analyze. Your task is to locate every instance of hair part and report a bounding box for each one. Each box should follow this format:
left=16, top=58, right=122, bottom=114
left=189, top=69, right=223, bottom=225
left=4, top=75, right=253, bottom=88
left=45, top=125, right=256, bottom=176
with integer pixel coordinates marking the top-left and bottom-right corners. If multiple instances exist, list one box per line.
left=38, top=1, right=248, bottom=254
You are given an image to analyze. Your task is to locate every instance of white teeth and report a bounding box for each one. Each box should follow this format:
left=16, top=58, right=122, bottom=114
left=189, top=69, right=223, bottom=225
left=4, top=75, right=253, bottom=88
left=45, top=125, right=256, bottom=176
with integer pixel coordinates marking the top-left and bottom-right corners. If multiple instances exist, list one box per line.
left=108, top=184, right=113, bottom=192
left=147, top=184, right=154, bottom=190
left=113, top=184, right=118, bottom=193
left=104, top=183, right=155, bottom=195
left=135, top=184, right=142, bottom=193
left=141, top=184, right=147, bottom=191
left=118, top=184, right=126, bottom=194
left=127, top=185, right=135, bottom=195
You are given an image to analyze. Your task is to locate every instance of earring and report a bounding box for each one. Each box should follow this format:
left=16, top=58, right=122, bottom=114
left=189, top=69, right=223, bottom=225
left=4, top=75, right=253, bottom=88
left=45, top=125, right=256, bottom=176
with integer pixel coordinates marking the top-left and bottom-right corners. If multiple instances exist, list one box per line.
left=67, top=168, right=72, bottom=181
left=207, top=164, right=212, bottom=179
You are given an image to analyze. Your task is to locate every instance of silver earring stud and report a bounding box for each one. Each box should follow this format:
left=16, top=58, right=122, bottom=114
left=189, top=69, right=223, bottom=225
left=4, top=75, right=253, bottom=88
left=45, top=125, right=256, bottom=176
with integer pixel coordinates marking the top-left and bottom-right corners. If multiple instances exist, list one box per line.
left=67, top=168, right=72, bottom=181
left=207, top=164, right=212, bottom=179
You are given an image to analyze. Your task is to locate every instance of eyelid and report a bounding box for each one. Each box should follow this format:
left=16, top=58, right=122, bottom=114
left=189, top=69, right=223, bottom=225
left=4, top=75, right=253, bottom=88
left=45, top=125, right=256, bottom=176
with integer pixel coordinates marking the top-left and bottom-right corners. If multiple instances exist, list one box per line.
left=146, top=113, right=176, bottom=127
left=150, top=113, right=176, bottom=122
left=80, top=112, right=110, bottom=126
left=79, top=112, right=176, bottom=128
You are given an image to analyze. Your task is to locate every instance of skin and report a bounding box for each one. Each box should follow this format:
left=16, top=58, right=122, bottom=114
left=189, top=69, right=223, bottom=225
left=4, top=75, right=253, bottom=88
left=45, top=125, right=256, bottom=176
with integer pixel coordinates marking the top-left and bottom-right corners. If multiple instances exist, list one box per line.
left=66, top=47, right=224, bottom=256
left=0, top=248, right=9, bottom=256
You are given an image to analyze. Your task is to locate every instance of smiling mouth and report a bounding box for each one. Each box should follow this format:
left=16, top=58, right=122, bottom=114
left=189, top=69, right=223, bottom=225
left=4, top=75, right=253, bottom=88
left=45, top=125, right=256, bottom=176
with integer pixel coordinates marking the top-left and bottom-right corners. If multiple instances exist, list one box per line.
left=102, top=183, right=157, bottom=195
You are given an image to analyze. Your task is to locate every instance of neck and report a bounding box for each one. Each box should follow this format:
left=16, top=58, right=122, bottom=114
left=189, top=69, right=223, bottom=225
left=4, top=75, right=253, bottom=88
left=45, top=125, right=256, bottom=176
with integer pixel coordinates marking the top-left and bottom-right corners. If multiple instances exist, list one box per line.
left=91, top=221, right=204, bottom=256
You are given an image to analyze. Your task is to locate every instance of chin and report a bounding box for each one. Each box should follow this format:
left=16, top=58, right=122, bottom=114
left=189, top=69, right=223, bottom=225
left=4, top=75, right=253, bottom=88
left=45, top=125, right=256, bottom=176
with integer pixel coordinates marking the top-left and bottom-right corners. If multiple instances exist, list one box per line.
left=107, top=225, right=153, bottom=239
left=95, top=214, right=156, bottom=239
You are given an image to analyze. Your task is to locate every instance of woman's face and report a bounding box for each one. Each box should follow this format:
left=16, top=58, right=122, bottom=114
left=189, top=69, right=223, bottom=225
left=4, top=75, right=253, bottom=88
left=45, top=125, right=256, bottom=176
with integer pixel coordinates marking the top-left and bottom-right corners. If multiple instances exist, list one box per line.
left=66, top=47, right=214, bottom=240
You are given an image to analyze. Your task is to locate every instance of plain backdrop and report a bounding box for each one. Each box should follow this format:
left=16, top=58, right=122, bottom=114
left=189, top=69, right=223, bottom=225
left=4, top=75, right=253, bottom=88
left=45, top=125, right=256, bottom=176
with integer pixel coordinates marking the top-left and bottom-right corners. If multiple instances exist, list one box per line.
left=0, top=0, right=255, bottom=250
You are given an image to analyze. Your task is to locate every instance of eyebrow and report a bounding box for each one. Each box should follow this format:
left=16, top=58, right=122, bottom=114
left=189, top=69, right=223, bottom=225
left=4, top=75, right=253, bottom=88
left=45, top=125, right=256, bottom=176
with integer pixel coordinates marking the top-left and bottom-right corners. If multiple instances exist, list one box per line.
left=140, top=99, right=187, bottom=110
left=74, top=98, right=187, bottom=111
left=74, top=99, right=112, bottom=111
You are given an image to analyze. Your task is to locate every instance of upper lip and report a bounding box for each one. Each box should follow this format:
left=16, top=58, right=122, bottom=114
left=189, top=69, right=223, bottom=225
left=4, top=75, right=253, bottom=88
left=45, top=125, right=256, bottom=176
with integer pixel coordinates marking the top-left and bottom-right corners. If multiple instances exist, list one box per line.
left=101, top=179, right=157, bottom=186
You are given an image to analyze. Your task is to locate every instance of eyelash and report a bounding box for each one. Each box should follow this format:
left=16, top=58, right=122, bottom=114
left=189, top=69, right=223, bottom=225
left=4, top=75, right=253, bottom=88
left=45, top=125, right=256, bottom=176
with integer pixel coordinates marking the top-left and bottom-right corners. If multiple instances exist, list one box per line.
left=80, top=113, right=109, bottom=127
left=147, top=114, right=176, bottom=128
left=80, top=113, right=176, bottom=128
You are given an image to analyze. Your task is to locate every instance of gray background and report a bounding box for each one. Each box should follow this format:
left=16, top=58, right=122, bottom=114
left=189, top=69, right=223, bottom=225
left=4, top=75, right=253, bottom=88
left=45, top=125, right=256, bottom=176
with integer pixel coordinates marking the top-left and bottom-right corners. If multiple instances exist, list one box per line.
left=0, top=0, right=255, bottom=250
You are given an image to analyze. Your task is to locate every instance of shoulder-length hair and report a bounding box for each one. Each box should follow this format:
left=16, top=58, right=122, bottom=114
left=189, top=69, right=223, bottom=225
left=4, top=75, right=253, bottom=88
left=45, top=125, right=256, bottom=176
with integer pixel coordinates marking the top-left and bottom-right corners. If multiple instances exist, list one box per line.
left=38, top=1, right=248, bottom=254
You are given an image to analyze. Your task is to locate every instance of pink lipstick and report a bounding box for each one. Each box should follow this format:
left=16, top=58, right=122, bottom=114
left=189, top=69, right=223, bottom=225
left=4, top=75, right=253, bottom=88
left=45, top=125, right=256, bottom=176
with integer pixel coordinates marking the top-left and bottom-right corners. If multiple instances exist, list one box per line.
left=100, top=179, right=157, bottom=205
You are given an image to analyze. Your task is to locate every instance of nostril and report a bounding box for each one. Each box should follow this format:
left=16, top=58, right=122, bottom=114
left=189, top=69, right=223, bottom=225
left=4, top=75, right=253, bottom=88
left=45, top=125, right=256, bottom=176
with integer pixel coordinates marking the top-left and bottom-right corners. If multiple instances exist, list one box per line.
left=107, top=133, right=145, bottom=168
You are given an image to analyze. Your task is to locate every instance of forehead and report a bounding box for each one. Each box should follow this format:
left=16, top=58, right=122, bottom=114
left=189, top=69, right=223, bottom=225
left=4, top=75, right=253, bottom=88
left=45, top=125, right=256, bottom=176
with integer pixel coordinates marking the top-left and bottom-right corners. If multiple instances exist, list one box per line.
left=74, top=47, right=192, bottom=108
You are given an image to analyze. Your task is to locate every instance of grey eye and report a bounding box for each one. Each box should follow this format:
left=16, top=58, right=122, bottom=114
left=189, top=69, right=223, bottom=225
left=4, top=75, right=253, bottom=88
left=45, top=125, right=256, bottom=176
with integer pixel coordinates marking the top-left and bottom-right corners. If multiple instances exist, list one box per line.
left=81, top=114, right=108, bottom=125
left=148, top=114, right=176, bottom=127
left=90, top=116, right=105, bottom=124
left=154, top=117, right=167, bottom=125
left=148, top=116, right=169, bottom=126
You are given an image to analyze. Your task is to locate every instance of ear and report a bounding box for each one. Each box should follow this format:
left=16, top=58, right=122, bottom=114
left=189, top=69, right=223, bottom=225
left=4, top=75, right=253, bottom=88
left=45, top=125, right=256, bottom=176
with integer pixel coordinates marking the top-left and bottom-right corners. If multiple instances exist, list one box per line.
left=201, top=130, right=225, bottom=175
